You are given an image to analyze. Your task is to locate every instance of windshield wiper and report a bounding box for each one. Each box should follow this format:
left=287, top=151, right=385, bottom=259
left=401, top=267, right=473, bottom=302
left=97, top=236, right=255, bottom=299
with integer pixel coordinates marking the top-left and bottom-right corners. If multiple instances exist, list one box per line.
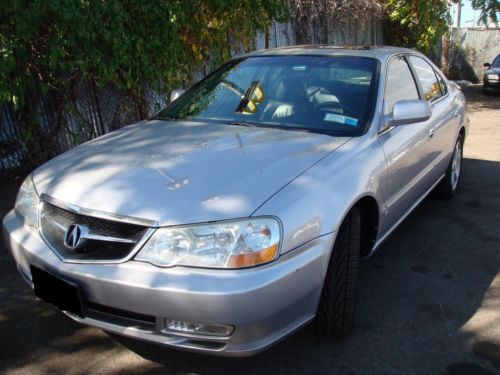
left=227, top=121, right=259, bottom=128
left=149, top=115, right=178, bottom=121
left=228, top=120, right=348, bottom=137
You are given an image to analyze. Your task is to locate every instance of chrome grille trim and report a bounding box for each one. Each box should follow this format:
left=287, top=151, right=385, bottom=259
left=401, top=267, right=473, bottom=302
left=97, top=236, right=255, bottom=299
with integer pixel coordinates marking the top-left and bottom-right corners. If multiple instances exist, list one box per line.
left=40, top=194, right=159, bottom=227
left=81, top=233, right=137, bottom=244
left=39, top=195, right=157, bottom=264
left=44, top=216, right=137, bottom=244
left=45, top=227, right=157, bottom=265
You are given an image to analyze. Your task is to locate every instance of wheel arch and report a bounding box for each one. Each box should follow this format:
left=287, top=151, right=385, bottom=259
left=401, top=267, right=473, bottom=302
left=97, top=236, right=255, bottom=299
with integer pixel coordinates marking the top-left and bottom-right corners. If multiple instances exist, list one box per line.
left=353, top=196, right=380, bottom=257
left=459, top=125, right=466, bottom=140
left=333, top=194, right=380, bottom=258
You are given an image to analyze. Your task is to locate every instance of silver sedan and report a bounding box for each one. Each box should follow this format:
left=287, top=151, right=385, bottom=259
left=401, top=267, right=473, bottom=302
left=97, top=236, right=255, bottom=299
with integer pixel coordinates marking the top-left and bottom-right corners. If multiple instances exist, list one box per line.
left=3, top=46, right=467, bottom=356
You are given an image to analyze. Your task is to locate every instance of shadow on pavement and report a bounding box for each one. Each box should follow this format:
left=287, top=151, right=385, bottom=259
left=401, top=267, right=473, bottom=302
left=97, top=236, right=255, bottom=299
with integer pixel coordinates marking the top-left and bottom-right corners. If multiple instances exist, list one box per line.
left=0, top=155, right=499, bottom=373
left=461, top=85, right=500, bottom=112
left=107, top=158, right=499, bottom=373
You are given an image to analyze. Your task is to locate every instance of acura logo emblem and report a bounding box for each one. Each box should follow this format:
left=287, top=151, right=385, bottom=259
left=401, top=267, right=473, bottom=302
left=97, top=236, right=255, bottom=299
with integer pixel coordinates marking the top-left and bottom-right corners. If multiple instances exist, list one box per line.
left=64, top=224, right=89, bottom=250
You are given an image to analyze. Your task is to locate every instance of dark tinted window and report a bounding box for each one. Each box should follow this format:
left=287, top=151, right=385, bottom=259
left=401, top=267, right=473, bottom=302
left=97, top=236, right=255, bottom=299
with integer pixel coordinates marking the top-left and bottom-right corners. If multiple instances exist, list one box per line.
left=435, top=70, right=448, bottom=96
left=157, top=56, right=379, bottom=136
left=384, top=57, right=419, bottom=115
left=409, top=56, right=443, bottom=102
left=492, top=55, right=500, bottom=67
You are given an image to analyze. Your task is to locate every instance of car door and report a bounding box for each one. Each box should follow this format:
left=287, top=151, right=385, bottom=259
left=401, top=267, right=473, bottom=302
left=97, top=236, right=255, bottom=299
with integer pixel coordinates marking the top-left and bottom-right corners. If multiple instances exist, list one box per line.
left=408, top=55, right=458, bottom=181
left=377, top=55, right=437, bottom=236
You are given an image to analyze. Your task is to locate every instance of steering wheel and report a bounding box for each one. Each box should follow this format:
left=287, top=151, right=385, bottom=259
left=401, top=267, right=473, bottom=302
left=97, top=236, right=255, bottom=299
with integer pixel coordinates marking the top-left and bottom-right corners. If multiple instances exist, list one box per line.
left=317, top=101, right=356, bottom=117
left=306, top=85, right=322, bottom=99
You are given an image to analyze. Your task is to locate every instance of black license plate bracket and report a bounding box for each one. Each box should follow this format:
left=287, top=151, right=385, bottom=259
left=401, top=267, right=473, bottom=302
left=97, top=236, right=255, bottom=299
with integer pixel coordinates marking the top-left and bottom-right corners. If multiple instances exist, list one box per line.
left=30, top=265, right=83, bottom=318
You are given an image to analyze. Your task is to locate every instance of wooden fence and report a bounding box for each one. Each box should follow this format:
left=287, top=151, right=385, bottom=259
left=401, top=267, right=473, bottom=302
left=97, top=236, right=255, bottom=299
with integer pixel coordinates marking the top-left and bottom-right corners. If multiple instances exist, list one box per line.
left=0, top=17, right=383, bottom=177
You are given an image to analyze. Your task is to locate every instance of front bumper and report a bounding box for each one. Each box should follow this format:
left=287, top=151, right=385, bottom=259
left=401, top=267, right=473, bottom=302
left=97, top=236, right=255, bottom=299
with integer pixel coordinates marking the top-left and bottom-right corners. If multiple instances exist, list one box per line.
left=483, top=78, right=500, bottom=92
left=2, top=210, right=333, bottom=356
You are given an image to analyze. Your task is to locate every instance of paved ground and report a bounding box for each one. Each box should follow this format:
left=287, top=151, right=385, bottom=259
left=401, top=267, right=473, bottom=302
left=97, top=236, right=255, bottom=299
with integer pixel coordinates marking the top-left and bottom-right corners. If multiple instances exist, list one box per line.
left=0, top=85, right=499, bottom=375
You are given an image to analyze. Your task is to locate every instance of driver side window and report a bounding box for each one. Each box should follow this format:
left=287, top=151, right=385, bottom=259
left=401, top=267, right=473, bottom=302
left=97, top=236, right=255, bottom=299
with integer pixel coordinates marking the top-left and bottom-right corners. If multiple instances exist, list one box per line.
left=384, top=57, right=419, bottom=115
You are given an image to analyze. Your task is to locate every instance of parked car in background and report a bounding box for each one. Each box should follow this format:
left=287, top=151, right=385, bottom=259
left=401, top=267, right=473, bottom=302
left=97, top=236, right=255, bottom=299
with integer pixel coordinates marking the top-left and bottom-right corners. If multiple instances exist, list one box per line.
left=483, top=54, right=500, bottom=94
left=3, top=46, right=467, bottom=356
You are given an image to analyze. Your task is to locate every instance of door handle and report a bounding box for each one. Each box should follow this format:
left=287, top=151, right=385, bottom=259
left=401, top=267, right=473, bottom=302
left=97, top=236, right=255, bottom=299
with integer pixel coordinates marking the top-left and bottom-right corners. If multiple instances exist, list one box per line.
left=454, top=109, right=459, bottom=118
left=428, top=128, right=435, bottom=139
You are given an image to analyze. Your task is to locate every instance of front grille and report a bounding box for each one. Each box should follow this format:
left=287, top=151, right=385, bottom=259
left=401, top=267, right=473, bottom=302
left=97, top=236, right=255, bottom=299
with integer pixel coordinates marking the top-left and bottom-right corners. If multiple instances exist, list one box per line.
left=40, top=202, right=151, bottom=262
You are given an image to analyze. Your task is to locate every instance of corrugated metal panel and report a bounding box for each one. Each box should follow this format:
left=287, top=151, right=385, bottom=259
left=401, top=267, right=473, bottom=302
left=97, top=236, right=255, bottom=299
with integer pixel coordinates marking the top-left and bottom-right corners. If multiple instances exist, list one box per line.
left=446, top=27, right=500, bottom=82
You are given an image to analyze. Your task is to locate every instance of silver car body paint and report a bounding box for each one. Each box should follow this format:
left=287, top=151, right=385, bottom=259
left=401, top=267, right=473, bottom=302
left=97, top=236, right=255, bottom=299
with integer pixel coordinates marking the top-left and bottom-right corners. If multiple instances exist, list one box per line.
left=32, top=121, right=349, bottom=227
left=2, top=46, right=468, bottom=356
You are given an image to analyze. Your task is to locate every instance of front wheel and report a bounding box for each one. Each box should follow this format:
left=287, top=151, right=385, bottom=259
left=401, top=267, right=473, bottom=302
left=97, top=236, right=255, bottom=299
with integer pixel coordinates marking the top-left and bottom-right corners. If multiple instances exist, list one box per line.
left=315, top=207, right=361, bottom=338
left=433, top=134, right=464, bottom=199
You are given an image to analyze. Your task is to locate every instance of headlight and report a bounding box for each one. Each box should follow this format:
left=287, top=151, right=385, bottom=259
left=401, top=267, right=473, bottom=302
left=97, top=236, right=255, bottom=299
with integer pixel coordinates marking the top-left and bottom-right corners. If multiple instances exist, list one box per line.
left=135, top=217, right=281, bottom=269
left=15, top=175, right=40, bottom=228
left=486, top=73, right=499, bottom=81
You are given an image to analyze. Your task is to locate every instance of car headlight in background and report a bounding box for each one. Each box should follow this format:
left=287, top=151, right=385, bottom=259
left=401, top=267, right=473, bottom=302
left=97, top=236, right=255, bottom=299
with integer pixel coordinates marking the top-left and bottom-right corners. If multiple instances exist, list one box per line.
left=486, top=73, right=499, bottom=81
left=135, top=217, right=281, bottom=269
left=15, top=175, right=40, bottom=228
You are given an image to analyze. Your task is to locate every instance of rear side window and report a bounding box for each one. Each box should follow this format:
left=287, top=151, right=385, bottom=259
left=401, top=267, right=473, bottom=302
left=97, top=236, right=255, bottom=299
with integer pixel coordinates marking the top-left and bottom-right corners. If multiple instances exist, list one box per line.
left=409, top=56, right=443, bottom=102
left=384, top=57, right=419, bottom=115
left=435, top=71, right=448, bottom=96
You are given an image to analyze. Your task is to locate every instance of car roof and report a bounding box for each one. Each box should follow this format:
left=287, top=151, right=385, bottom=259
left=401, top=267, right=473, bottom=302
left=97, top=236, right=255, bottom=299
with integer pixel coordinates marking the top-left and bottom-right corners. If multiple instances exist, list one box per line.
left=240, top=45, right=421, bottom=63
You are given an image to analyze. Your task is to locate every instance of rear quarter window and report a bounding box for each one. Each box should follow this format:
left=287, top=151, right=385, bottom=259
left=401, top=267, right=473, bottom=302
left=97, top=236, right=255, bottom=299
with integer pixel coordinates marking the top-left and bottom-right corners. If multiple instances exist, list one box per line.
left=409, top=56, right=444, bottom=102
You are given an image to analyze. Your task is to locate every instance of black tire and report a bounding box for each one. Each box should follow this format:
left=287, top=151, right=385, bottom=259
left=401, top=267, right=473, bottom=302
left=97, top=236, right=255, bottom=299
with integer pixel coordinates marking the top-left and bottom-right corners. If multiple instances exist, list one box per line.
left=315, top=207, right=361, bottom=338
left=433, top=134, right=464, bottom=199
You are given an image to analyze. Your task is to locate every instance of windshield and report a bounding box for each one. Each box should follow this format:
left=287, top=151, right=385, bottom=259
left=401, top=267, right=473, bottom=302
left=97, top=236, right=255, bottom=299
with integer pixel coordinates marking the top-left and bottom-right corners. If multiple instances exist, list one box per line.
left=493, top=55, right=500, bottom=67
left=157, top=56, right=379, bottom=136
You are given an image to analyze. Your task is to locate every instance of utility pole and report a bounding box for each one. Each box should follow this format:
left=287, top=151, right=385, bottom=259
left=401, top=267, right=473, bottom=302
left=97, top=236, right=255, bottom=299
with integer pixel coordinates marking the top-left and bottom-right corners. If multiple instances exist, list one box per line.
left=456, top=0, right=462, bottom=27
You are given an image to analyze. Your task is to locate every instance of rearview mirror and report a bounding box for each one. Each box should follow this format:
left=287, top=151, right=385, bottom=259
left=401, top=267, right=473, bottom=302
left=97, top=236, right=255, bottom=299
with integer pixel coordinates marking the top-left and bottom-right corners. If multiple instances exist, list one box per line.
left=392, top=99, right=431, bottom=126
left=483, top=62, right=491, bottom=68
left=170, top=89, right=186, bottom=102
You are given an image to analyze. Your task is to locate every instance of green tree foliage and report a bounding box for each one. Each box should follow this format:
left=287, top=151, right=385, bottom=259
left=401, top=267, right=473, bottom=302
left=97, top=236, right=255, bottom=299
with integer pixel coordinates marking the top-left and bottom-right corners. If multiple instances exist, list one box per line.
left=0, top=0, right=288, bottom=165
left=471, top=0, right=499, bottom=26
left=383, top=0, right=450, bottom=53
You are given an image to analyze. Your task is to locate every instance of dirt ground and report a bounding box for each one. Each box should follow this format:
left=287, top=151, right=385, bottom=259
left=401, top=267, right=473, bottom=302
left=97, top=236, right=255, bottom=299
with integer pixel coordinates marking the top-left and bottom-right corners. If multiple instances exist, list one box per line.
left=0, top=85, right=499, bottom=375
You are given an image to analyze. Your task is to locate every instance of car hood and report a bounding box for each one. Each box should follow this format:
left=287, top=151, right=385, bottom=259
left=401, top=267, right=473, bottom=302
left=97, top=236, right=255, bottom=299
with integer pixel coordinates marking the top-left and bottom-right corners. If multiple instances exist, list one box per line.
left=486, top=67, right=500, bottom=74
left=33, top=120, right=350, bottom=226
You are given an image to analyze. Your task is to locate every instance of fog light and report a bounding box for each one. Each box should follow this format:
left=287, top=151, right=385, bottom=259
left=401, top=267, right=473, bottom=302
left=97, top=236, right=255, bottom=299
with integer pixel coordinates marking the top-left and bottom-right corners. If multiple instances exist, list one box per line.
left=163, top=319, right=234, bottom=337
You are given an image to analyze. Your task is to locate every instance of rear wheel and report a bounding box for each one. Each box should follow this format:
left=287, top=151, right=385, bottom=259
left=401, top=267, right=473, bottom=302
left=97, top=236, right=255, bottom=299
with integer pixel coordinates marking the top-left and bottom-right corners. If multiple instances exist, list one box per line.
left=315, top=207, right=361, bottom=338
left=433, top=134, right=463, bottom=199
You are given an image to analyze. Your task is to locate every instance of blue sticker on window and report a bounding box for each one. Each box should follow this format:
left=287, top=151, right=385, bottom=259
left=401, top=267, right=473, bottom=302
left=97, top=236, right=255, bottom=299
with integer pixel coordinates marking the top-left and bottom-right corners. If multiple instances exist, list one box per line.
left=324, top=113, right=358, bottom=126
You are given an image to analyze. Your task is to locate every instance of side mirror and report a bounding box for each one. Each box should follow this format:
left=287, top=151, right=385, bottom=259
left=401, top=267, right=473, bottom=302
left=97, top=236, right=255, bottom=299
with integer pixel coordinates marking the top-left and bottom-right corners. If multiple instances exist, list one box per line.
left=170, top=89, right=186, bottom=102
left=483, top=62, right=491, bottom=68
left=392, top=99, right=431, bottom=126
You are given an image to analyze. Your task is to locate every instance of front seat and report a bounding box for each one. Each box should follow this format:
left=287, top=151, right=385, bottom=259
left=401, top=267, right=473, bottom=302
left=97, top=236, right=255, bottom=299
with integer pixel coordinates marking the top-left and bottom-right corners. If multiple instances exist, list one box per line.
left=262, top=74, right=308, bottom=120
